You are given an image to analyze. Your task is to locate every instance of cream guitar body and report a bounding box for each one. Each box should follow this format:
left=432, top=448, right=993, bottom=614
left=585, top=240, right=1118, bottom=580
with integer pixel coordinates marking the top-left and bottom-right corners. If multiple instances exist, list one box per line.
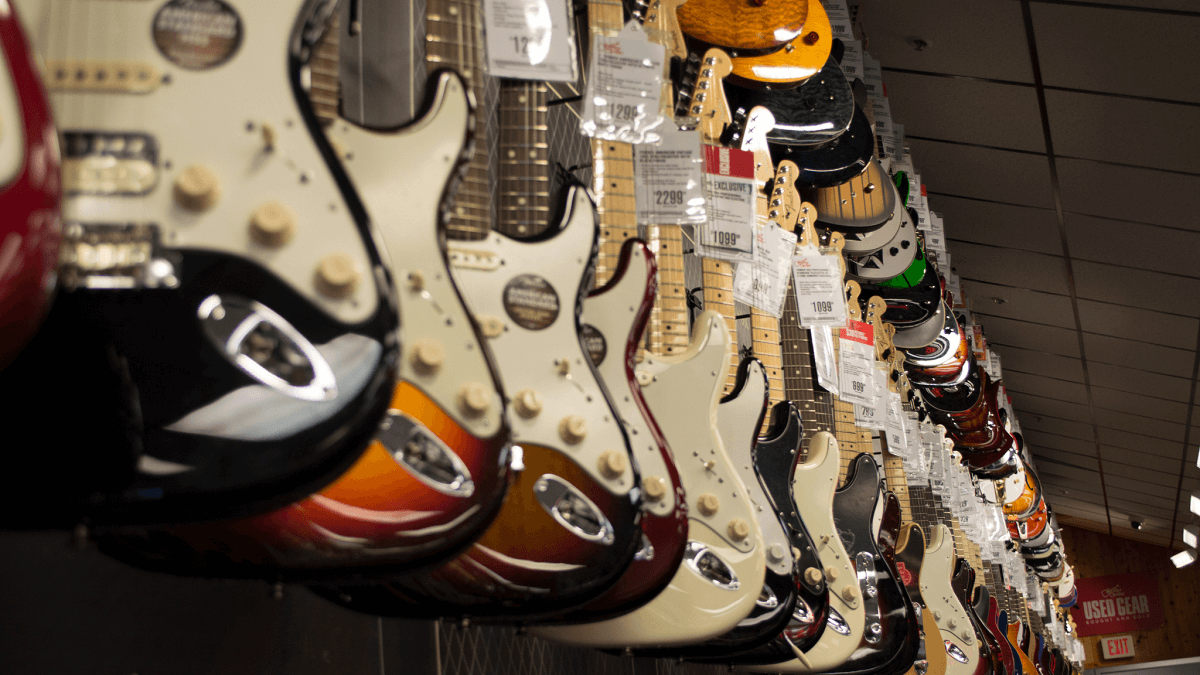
left=741, top=430, right=863, bottom=672
left=923, top=524, right=983, bottom=675
left=534, top=310, right=766, bottom=646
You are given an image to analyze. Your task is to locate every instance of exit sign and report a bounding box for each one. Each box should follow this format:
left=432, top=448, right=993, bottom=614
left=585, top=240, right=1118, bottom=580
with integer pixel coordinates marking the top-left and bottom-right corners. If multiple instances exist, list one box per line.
left=1101, top=635, right=1136, bottom=659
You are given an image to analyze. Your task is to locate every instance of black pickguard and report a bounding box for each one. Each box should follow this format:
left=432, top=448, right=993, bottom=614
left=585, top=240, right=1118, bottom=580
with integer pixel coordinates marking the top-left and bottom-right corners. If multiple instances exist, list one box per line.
left=768, top=105, right=874, bottom=189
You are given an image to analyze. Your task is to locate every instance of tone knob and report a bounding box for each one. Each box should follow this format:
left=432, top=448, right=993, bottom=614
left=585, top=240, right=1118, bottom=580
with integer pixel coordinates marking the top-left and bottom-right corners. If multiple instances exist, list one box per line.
left=933, top=610, right=942, bottom=622
left=947, top=619, right=957, bottom=630
left=249, top=201, right=296, bottom=247
left=598, top=450, right=627, bottom=479
left=410, top=339, right=445, bottom=374
left=767, top=544, right=785, bottom=562
left=558, top=415, right=587, bottom=444
left=513, top=389, right=543, bottom=418
left=315, top=253, right=358, bottom=299
left=805, top=567, right=824, bottom=585
left=173, top=164, right=221, bottom=212
left=825, top=566, right=839, bottom=581
left=727, top=518, right=750, bottom=542
left=842, top=585, right=859, bottom=603
left=697, top=492, right=719, bottom=517
left=458, top=382, right=491, bottom=418
left=643, top=476, right=668, bottom=502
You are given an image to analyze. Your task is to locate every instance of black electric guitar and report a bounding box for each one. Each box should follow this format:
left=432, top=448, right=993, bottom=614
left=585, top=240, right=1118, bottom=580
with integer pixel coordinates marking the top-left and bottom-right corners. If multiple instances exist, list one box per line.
left=3, top=0, right=399, bottom=528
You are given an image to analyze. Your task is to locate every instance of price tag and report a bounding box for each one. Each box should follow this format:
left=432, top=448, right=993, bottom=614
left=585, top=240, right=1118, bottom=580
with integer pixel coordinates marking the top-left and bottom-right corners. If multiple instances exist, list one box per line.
left=634, top=125, right=705, bottom=225
left=792, top=245, right=847, bottom=327
left=862, top=53, right=883, bottom=103
left=580, top=21, right=665, bottom=144
left=697, top=145, right=756, bottom=261
left=824, top=0, right=854, bottom=39
left=884, top=391, right=908, bottom=455
left=837, top=319, right=875, bottom=406
left=841, top=40, right=864, bottom=82
left=871, top=96, right=892, bottom=139
left=892, top=153, right=914, bottom=180
left=890, top=123, right=906, bottom=162
left=855, top=365, right=887, bottom=430
left=927, top=212, right=947, bottom=253
left=810, top=326, right=840, bottom=396
left=733, top=220, right=798, bottom=317
left=947, top=273, right=963, bottom=305
left=483, top=0, right=579, bottom=81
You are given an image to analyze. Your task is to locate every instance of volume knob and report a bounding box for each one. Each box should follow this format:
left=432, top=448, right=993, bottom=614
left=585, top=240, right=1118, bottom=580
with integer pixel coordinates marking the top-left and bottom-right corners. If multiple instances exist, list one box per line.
left=315, top=253, right=358, bottom=299
left=249, top=201, right=296, bottom=247
left=174, top=164, right=221, bottom=212
left=558, top=415, right=587, bottom=444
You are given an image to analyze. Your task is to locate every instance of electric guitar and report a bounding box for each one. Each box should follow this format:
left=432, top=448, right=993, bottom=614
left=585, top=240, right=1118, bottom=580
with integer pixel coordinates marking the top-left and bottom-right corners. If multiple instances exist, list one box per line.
left=676, top=0, right=808, bottom=52
left=7, top=0, right=399, bottom=527
left=720, top=0, right=833, bottom=90
left=0, top=1, right=60, bottom=370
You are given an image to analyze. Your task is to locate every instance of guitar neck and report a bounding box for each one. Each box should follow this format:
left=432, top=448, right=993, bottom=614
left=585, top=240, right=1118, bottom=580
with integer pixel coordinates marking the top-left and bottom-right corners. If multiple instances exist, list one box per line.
left=749, top=307, right=784, bottom=436
left=881, top=450, right=913, bottom=526
left=830, top=329, right=873, bottom=485
left=497, top=81, right=551, bottom=239
left=780, top=283, right=836, bottom=457
left=427, top=0, right=490, bottom=240
left=701, top=257, right=740, bottom=394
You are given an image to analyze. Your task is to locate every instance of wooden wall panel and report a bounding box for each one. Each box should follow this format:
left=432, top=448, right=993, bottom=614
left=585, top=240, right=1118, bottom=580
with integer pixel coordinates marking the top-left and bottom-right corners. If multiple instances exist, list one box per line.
left=1060, top=525, right=1200, bottom=670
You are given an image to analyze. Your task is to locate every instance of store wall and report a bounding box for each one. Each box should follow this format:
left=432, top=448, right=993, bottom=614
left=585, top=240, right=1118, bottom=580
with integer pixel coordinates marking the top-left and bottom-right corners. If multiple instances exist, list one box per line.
left=1061, top=525, right=1200, bottom=669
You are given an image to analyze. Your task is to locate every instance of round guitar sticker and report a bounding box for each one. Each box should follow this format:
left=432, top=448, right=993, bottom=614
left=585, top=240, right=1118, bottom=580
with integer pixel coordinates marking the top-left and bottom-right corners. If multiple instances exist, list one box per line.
left=580, top=324, right=607, bottom=366
left=153, top=0, right=243, bottom=70
left=503, top=274, right=560, bottom=330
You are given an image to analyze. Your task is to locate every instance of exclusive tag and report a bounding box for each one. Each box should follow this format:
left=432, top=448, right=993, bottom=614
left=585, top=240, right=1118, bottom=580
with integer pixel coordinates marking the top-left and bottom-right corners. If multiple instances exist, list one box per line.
left=634, top=125, right=705, bottom=225
left=580, top=20, right=665, bottom=144
left=699, top=144, right=757, bottom=261
left=792, top=244, right=847, bottom=327
left=483, top=0, right=579, bottom=81
left=733, top=219, right=798, bottom=317
left=837, top=319, right=875, bottom=406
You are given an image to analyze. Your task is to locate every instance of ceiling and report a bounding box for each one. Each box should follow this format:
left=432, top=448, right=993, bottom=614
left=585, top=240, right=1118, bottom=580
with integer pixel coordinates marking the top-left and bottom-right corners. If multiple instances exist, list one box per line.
left=859, top=0, right=1200, bottom=549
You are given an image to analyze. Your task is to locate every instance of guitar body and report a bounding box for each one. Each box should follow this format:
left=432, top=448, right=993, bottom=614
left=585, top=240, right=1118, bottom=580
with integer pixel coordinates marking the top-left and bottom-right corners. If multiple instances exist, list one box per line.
left=315, top=186, right=643, bottom=619
left=95, top=72, right=512, bottom=578
left=1008, top=622, right=1037, bottom=675
left=4, top=0, right=399, bottom=527
left=892, top=524, right=949, bottom=675
left=996, top=609, right=1024, bottom=675
left=0, top=2, right=60, bottom=369
left=769, top=106, right=873, bottom=189
left=532, top=310, right=766, bottom=645
left=723, top=0, right=832, bottom=89
left=676, top=0, right=808, bottom=51
left=725, top=56, right=853, bottom=147
left=988, top=602, right=1018, bottom=675
left=920, top=526, right=985, bottom=675
left=545, top=238, right=689, bottom=620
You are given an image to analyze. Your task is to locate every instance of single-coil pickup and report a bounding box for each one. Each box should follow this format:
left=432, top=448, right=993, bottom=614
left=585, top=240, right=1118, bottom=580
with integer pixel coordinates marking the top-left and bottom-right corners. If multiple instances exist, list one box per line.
left=45, top=60, right=161, bottom=94
left=448, top=247, right=501, bottom=271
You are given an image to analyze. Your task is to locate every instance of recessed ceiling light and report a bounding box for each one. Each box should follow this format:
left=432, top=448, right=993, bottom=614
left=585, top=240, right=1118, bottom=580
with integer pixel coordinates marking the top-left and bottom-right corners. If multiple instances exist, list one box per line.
left=1184, top=525, right=1199, bottom=549
left=1171, top=549, right=1196, bottom=568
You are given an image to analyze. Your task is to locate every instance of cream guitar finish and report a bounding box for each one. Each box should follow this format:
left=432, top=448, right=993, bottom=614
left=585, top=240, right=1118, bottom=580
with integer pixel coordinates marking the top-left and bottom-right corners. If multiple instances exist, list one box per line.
left=742, top=430, right=864, bottom=673
left=332, top=73, right=502, bottom=437
left=0, top=18, right=22, bottom=187
left=22, top=0, right=380, bottom=324
left=922, top=524, right=982, bottom=675
left=449, top=187, right=636, bottom=496
left=537, top=311, right=766, bottom=646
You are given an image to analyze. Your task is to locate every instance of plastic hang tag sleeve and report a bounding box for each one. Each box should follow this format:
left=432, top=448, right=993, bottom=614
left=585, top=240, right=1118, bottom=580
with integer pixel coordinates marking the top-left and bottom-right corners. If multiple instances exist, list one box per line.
left=695, top=145, right=756, bottom=263
left=810, top=326, right=839, bottom=396
left=634, top=125, right=706, bottom=225
left=483, top=0, right=579, bottom=81
left=580, top=20, right=665, bottom=144
left=733, top=219, right=797, bottom=317
left=837, top=319, right=875, bottom=406
left=792, top=244, right=847, bottom=327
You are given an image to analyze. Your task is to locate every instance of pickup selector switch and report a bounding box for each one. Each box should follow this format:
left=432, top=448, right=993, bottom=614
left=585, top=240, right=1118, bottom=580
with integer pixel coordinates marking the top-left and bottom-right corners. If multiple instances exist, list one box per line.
left=174, top=164, right=221, bottom=211
left=249, top=201, right=296, bottom=247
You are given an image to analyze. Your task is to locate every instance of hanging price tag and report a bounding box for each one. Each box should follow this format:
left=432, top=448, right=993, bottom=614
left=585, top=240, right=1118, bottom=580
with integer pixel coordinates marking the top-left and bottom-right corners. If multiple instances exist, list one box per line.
left=927, top=212, right=947, bottom=253
left=792, top=245, right=847, bottom=327
left=824, top=0, right=854, bottom=39
left=634, top=125, right=705, bottom=225
left=483, top=0, right=579, bottom=81
left=837, top=320, right=875, bottom=406
left=903, top=412, right=927, bottom=484
left=733, top=220, right=798, bottom=317
left=862, top=53, right=883, bottom=103
left=884, top=391, right=908, bottom=455
left=841, top=40, right=865, bottom=82
left=855, top=365, right=887, bottom=430
left=580, top=21, right=665, bottom=144
left=810, top=326, right=840, bottom=396
left=890, top=123, right=906, bottom=162
left=697, top=145, right=756, bottom=262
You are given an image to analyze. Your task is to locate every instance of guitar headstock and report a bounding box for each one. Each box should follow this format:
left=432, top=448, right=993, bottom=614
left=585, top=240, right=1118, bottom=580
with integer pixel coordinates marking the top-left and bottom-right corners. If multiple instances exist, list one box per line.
left=866, top=295, right=888, bottom=360
left=796, top=198, right=819, bottom=247
left=771, top=161, right=802, bottom=228
left=640, top=0, right=688, bottom=61
left=740, top=105, right=777, bottom=190
left=845, top=280, right=861, bottom=321
left=687, top=48, right=733, bottom=144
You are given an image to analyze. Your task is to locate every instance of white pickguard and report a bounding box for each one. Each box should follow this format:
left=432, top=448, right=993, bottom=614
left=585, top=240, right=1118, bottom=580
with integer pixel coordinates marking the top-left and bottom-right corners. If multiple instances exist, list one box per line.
left=716, top=359, right=793, bottom=577
left=449, top=187, right=634, bottom=495
left=534, top=310, right=765, bottom=647
left=331, top=73, right=501, bottom=437
left=578, top=244, right=677, bottom=517
left=741, top=431, right=864, bottom=672
left=0, top=13, right=24, bottom=188
left=22, top=0, right=379, bottom=323
left=922, top=524, right=980, bottom=675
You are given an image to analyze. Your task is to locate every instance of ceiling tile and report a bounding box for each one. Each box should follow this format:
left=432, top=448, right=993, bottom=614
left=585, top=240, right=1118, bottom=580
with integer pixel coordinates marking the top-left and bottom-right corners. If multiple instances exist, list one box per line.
left=1105, top=474, right=1177, bottom=500
left=909, top=138, right=1053, bottom=208
left=1043, top=473, right=1103, bottom=497
left=1023, top=429, right=1096, bottom=456
left=1064, top=213, right=1200, bottom=279
left=1057, top=157, right=1200, bottom=232
left=885, top=72, right=1045, bottom=152
left=1023, top=413, right=1093, bottom=441
left=1054, top=498, right=1109, bottom=517
left=935, top=196, right=1061, bottom=255
left=1038, top=447, right=1099, bottom=472
left=1072, top=260, right=1200, bottom=318
left=962, top=281, right=1075, bottom=328
left=952, top=242, right=1069, bottom=294
left=1107, top=498, right=1174, bottom=521
left=1082, top=333, right=1194, bottom=377
left=1076, top=299, right=1199, bottom=350
left=1097, top=427, right=1183, bottom=458
left=1090, top=386, right=1189, bottom=423
left=863, top=0, right=1033, bottom=82
left=1045, top=89, right=1200, bottom=174
left=997, top=351, right=1086, bottom=389
left=1085, top=0, right=1198, bottom=9
left=1004, top=371, right=1088, bottom=404
left=1089, top=362, right=1192, bottom=403
left=1013, top=393, right=1091, bottom=424
left=978, top=315, right=1081, bottom=357
left=1031, top=3, right=1200, bottom=103
left=1093, top=409, right=1185, bottom=444
left=1036, top=457, right=1100, bottom=483
left=1103, top=485, right=1177, bottom=512
left=1101, top=446, right=1185, bottom=475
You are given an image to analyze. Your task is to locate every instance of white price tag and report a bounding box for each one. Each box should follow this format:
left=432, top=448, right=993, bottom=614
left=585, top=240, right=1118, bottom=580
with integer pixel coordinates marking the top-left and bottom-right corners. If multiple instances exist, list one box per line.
left=936, top=250, right=952, bottom=280
left=913, top=196, right=931, bottom=232
left=840, top=40, right=864, bottom=82
left=990, top=352, right=1003, bottom=381
left=837, top=319, right=875, bottom=406
left=733, top=220, right=798, bottom=317
left=698, top=145, right=756, bottom=261
left=810, top=326, right=839, bottom=396
left=634, top=125, right=705, bottom=225
left=855, top=365, right=887, bottom=430
left=862, top=53, right=883, bottom=103
left=891, top=124, right=906, bottom=161
left=792, top=245, right=847, bottom=327
left=824, top=0, right=854, bottom=40
left=580, top=21, right=665, bottom=144
left=903, top=412, right=927, bottom=484
left=483, top=0, right=579, bottom=81
left=928, top=212, right=947, bottom=253
left=947, top=273, right=963, bottom=305
left=884, top=391, right=908, bottom=455
left=872, top=96, right=892, bottom=138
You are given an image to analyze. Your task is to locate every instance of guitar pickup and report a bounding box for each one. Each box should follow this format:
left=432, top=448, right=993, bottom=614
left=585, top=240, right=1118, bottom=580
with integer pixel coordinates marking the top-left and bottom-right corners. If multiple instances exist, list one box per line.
left=45, top=60, right=161, bottom=94
left=448, top=247, right=501, bottom=271
left=62, top=131, right=159, bottom=195
left=59, top=222, right=178, bottom=290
